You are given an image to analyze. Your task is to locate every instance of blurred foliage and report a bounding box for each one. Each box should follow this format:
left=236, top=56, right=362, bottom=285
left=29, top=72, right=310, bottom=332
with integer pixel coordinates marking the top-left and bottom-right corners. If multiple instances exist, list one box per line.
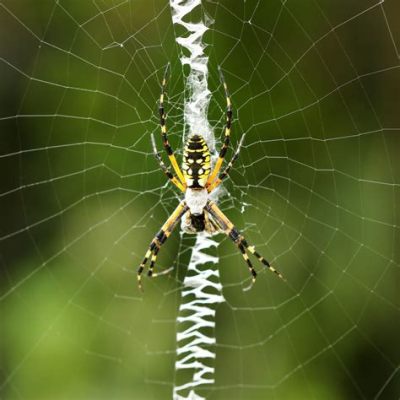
left=1, top=0, right=400, bottom=399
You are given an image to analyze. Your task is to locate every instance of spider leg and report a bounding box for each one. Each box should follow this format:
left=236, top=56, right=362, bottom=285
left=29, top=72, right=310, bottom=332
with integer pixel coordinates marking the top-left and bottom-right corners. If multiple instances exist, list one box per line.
left=205, top=201, right=284, bottom=284
left=148, top=246, right=160, bottom=277
left=208, top=134, right=245, bottom=192
left=237, top=241, right=257, bottom=282
left=137, top=201, right=188, bottom=291
left=207, top=67, right=232, bottom=186
left=159, top=63, right=186, bottom=186
left=151, top=134, right=185, bottom=192
left=204, top=210, right=219, bottom=234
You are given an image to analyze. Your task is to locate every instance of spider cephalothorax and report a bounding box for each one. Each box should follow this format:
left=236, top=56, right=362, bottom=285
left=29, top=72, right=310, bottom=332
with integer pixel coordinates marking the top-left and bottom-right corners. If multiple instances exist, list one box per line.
left=137, top=65, right=284, bottom=290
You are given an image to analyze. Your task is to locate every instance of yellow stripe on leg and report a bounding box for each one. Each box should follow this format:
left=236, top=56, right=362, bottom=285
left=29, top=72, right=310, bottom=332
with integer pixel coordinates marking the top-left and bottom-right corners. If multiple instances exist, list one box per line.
left=207, top=178, right=221, bottom=192
left=169, top=155, right=186, bottom=186
left=171, top=177, right=185, bottom=192
left=207, top=157, right=224, bottom=188
left=148, top=253, right=158, bottom=277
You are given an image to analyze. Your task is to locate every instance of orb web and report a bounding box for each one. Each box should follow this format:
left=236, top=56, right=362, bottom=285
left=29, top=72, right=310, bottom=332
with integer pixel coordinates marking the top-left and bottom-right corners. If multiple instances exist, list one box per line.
left=1, top=1, right=400, bottom=399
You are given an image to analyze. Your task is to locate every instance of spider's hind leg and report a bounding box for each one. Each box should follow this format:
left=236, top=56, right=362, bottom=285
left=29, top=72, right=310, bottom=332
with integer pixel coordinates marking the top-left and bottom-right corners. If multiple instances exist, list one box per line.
left=137, top=201, right=188, bottom=291
left=137, top=237, right=163, bottom=291
left=239, top=237, right=284, bottom=280
left=159, top=64, right=186, bottom=186
left=205, top=200, right=284, bottom=285
left=204, top=210, right=220, bottom=234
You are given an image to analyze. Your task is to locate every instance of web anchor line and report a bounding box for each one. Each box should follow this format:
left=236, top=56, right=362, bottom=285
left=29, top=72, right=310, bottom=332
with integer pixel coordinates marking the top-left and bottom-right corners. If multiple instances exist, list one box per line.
left=169, top=0, right=223, bottom=399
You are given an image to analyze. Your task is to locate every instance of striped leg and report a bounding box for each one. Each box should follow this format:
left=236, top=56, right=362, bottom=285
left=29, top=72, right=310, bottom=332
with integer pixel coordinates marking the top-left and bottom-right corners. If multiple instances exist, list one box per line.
left=137, top=201, right=188, bottom=291
left=159, top=63, right=186, bottom=186
left=204, top=210, right=219, bottom=234
left=207, top=134, right=245, bottom=192
left=207, top=67, right=233, bottom=186
left=151, top=134, right=185, bottom=192
left=205, top=201, right=284, bottom=285
left=239, top=237, right=284, bottom=280
left=237, top=242, right=257, bottom=282
left=148, top=246, right=159, bottom=277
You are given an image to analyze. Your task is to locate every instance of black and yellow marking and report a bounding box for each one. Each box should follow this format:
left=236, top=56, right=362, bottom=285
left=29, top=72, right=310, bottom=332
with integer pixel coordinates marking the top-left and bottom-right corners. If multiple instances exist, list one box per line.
left=238, top=242, right=257, bottom=282
left=208, top=134, right=245, bottom=192
left=148, top=247, right=159, bottom=277
left=137, top=201, right=188, bottom=291
left=151, top=134, right=185, bottom=192
left=182, top=134, right=211, bottom=188
left=245, top=243, right=285, bottom=280
left=159, top=63, right=186, bottom=186
left=206, top=200, right=285, bottom=284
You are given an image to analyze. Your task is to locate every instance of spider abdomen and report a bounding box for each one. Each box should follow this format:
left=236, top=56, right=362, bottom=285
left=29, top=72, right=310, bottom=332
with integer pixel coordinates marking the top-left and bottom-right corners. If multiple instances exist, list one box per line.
left=182, top=134, right=211, bottom=188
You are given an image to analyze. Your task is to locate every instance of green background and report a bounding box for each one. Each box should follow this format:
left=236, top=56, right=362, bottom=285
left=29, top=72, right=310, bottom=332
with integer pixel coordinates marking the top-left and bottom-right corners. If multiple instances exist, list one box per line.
left=1, top=1, right=400, bottom=399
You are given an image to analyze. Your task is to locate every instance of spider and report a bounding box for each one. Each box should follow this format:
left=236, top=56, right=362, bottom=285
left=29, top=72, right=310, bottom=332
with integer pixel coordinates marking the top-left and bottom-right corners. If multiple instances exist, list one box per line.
left=137, top=65, right=284, bottom=291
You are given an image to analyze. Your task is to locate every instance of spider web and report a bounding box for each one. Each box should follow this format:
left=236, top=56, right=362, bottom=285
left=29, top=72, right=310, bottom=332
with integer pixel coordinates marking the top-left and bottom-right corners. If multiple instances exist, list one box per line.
left=1, top=0, right=400, bottom=399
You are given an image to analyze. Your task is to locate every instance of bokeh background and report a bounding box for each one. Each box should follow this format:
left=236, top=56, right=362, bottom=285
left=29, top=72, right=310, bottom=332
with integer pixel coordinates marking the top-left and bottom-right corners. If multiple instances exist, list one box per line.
left=1, top=0, right=400, bottom=399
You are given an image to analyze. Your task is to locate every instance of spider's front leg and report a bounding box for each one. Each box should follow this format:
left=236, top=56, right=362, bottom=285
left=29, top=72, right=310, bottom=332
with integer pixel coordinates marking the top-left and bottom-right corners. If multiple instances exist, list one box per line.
left=159, top=64, right=186, bottom=186
left=207, top=67, right=232, bottom=187
left=206, top=68, right=245, bottom=193
left=137, top=201, right=188, bottom=291
left=151, top=134, right=185, bottom=192
left=205, top=201, right=284, bottom=288
left=207, top=134, right=245, bottom=193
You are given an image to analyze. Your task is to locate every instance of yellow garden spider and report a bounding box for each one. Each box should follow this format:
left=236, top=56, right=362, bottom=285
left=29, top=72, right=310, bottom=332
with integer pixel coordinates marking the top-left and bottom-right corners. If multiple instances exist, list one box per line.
left=137, top=65, right=284, bottom=290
